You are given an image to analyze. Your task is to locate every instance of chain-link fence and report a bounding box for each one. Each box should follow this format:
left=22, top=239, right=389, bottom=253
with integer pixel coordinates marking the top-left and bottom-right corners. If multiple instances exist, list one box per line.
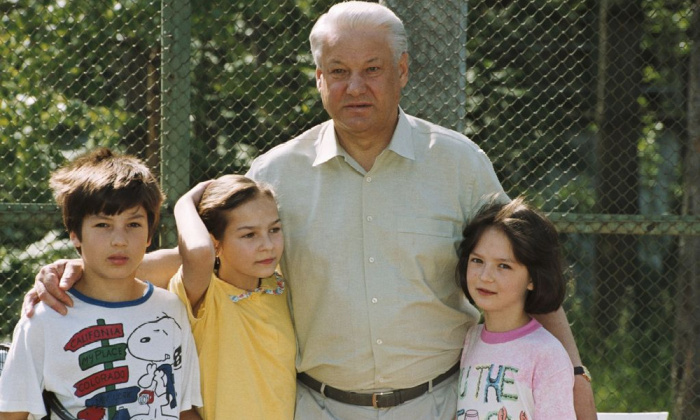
left=1, top=0, right=698, bottom=417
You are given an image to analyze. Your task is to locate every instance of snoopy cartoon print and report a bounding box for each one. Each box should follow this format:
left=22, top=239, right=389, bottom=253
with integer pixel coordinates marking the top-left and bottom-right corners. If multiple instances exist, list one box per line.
left=127, top=314, right=183, bottom=419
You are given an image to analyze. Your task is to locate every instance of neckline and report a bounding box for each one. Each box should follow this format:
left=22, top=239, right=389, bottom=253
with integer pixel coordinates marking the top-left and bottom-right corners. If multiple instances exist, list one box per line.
left=480, top=318, right=541, bottom=344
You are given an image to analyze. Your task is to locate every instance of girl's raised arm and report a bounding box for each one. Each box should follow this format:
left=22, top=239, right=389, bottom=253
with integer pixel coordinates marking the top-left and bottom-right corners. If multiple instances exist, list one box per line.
left=175, top=181, right=215, bottom=308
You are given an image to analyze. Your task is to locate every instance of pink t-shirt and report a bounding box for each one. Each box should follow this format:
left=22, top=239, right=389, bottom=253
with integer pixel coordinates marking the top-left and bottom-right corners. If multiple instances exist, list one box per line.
left=456, top=318, right=575, bottom=420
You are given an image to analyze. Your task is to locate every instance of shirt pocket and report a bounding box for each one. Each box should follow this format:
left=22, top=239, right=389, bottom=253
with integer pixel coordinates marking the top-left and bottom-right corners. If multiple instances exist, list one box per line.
left=396, top=216, right=458, bottom=283
left=397, top=216, right=454, bottom=238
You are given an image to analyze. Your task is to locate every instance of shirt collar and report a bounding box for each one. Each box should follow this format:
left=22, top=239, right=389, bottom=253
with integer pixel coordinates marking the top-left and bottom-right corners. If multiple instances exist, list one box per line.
left=313, top=108, right=415, bottom=167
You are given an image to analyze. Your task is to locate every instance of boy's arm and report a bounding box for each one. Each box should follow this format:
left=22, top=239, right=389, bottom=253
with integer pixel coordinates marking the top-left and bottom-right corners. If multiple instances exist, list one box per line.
left=23, top=249, right=181, bottom=318
left=532, top=308, right=597, bottom=420
left=0, top=411, right=30, bottom=420
left=175, top=181, right=215, bottom=309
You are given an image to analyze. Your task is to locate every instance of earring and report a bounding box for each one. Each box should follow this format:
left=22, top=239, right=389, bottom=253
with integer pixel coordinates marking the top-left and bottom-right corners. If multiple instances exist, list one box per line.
left=214, top=256, right=221, bottom=276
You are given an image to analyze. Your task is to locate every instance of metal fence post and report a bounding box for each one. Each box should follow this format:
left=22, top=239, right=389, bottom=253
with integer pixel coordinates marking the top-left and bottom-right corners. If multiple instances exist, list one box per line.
left=381, top=0, right=468, bottom=133
left=160, top=0, right=191, bottom=247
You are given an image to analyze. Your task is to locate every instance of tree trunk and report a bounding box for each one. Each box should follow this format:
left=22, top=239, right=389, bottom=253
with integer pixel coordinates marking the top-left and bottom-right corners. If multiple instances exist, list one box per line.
left=593, top=0, right=643, bottom=337
left=673, top=1, right=700, bottom=416
left=380, top=0, right=467, bottom=132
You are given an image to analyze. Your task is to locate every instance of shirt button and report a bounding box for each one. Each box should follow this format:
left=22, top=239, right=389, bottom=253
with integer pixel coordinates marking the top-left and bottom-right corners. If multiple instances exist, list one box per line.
left=366, top=216, right=373, bottom=222
left=371, top=298, right=378, bottom=304
left=376, top=339, right=383, bottom=345
left=369, top=257, right=375, bottom=263
left=366, top=177, right=372, bottom=182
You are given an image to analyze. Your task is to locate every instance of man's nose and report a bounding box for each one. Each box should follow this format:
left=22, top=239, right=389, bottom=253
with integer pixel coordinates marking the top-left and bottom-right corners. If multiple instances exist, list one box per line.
left=347, top=73, right=367, bottom=96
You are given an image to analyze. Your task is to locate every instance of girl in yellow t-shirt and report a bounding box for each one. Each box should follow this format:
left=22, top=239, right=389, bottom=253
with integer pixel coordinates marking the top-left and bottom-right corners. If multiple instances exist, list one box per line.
left=170, top=175, right=296, bottom=420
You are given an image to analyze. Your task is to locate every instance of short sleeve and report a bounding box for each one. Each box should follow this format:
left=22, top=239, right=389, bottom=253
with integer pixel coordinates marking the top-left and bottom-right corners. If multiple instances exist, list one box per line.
left=0, top=316, right=50, bottom=417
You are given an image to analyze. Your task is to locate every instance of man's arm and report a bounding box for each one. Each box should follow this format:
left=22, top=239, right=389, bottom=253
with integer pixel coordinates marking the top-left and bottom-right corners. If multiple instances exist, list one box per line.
left=137, top=247, right=182, bottom=288
left=24, top=248, right=182, bottom=318
left=532, top=307, right=597, bottom=420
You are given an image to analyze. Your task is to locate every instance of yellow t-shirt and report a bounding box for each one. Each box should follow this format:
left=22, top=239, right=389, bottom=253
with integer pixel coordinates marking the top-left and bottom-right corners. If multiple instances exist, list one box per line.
left=169, top=268, right=296, bottom=420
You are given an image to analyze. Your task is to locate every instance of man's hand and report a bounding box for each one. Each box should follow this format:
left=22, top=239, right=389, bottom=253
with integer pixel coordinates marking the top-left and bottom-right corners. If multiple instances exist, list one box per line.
left=23, top=259, right=83, bottom=317
left=573, top=375, right=597, bottom=420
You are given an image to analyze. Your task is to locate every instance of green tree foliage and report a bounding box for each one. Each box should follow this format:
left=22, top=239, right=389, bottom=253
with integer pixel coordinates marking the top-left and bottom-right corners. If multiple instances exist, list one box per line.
left=465, top=0, right=598, bottom=213
left=0, top=0, right=335, bottom=338
left=188, top=0, right=333, bottom=181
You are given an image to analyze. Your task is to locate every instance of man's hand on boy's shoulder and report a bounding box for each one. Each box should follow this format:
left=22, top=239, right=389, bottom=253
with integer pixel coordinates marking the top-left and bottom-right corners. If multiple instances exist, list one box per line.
left=23, top=259, right=82, bottom=317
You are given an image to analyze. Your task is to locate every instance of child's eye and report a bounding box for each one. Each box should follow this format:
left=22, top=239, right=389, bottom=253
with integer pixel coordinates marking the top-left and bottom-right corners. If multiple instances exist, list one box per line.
left=498, top=263, right=512, bottom=270
left=128, top=222, right=143, bottom=228
left=94, top=222, right=109, bottom=228
left=242, top=232, right=255, bottom=239
left=469, top=257, right=483, bottom=264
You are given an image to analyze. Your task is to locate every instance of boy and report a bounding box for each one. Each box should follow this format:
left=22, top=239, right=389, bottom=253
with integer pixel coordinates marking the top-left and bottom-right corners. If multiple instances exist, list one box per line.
left=0, top=148, right=202, bottom=419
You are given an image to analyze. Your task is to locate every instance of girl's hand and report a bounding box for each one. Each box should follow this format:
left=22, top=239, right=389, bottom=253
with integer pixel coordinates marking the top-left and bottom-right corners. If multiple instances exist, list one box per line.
left=185, top=180, right=213, bottom=205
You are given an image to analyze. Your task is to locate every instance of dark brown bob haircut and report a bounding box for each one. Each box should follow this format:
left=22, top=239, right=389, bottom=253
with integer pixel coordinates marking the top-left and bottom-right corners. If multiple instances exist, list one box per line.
left=50, top=148, right=164, bottom=242
left=456, top=196, right=567, bottom=314
left=197, top=174, right=276, bottom=240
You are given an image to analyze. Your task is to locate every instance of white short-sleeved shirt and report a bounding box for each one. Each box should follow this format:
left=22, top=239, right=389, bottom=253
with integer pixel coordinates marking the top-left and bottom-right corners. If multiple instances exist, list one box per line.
left=0, top=283, right=202, bottom=419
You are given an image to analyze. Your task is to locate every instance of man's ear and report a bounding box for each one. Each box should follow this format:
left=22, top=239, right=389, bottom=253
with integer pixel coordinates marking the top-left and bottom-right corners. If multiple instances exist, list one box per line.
left=398, top=52, right=409, bottom=88
left=316, top=67, right=324, bottom=90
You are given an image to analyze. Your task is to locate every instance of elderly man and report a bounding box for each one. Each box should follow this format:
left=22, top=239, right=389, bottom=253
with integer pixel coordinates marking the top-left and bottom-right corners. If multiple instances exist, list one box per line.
left=28, top=2, right=596, bottom=419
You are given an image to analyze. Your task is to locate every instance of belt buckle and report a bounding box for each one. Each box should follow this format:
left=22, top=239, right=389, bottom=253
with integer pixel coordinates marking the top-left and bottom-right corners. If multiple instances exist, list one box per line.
left=371, top=391, right=394, bottom=409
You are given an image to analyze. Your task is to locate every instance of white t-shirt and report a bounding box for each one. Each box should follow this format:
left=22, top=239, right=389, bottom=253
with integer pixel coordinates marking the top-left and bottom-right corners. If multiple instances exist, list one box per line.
left=0, top=283, right=202, bottom=419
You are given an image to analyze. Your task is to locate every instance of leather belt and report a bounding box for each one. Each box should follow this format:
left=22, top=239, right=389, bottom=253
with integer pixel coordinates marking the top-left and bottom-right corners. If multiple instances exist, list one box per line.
left=297, top=363, right=460, bottom=409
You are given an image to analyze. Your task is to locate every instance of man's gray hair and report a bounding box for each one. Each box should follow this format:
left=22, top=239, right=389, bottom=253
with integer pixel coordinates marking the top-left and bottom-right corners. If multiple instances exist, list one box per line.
left=309, top=1, right=408, bottom=67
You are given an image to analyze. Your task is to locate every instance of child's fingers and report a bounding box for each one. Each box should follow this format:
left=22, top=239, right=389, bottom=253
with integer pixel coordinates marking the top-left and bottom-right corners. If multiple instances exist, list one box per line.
left=190, top=180, right=213, bottom=203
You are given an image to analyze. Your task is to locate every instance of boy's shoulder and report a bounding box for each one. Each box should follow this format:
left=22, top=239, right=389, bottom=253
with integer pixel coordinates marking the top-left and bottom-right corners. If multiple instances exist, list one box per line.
left=142, top=283, right=189, bottom=309
left=148, top=283, right=182, bottom=299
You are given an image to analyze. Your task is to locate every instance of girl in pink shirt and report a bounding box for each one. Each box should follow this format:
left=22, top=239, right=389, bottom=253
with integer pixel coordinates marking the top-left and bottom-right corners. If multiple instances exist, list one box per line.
left=455, top=197, right=576, bottom=420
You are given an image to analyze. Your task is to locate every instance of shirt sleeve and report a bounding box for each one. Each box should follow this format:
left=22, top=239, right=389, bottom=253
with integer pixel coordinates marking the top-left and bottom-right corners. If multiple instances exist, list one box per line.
left=175, top=303, right=203, bottom=410
left=469, top=148, right=509, bottom=215
left=532, top=343, right=576, bottom=419
left=0, top=316, right=50, bottom=417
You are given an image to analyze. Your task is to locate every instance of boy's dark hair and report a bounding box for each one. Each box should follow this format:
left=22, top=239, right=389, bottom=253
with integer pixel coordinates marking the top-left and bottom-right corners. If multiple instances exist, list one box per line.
left=50, top=148, right=165, bottom=246
left=456, top=196, right=567, bottom=314
left=197, top=174, right=276, bottom=240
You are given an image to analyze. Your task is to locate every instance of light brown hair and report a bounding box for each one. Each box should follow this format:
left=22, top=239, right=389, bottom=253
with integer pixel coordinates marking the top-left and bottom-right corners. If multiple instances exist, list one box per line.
left=197, top=174, right=276, bottom=240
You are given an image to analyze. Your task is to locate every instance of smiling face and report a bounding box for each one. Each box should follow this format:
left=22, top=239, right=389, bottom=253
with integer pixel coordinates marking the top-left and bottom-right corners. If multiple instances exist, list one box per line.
left=214, top=195, right=283, bottom=290
left=71, top=206, right=151, bottom=286
left=466, top=227, right=533, bottom=332
left=315, top=26, right=408, bottom=146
